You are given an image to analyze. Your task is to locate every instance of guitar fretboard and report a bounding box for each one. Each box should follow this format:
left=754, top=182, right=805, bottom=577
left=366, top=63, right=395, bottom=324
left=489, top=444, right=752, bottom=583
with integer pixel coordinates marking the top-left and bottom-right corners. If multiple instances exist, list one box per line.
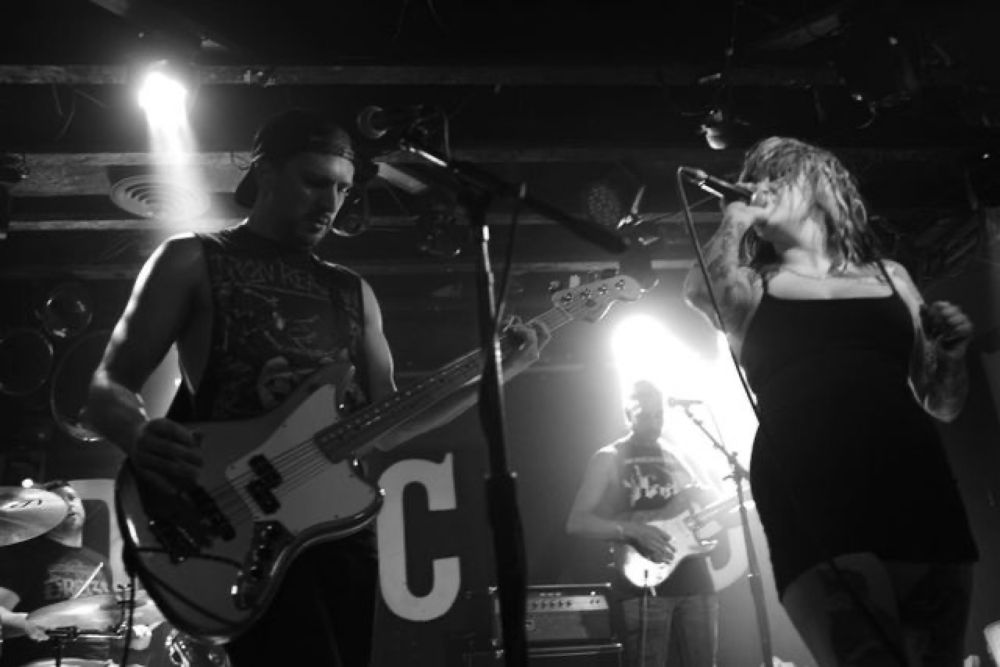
left=315, top=305, right=574, bottom=460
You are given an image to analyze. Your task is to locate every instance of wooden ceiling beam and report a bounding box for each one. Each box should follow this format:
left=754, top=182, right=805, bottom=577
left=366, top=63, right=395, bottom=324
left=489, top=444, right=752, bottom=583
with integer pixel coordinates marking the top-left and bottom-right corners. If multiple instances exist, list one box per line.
left=0, top=64, right=842, bottom=87
left=10, top=148, right=960, bottom=197
left=0, top=259, right=691, bottom=281
left=6, top=212, right=723, bottom=232
left=0, top=63, right=982, bottom=88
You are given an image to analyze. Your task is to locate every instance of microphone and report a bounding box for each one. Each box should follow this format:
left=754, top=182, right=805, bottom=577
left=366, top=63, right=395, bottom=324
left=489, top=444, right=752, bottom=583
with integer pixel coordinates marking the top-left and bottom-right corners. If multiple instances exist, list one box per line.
left=681, top=167, right=755, bottom=203
left=667, top=397, right=704, bottom=408
left=356, top=105, right=435, bottom=140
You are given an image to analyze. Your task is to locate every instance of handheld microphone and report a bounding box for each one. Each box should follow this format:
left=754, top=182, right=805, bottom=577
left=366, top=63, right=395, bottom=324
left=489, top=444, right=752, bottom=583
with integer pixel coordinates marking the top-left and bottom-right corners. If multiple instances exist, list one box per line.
left=356, top=105, right=435, bottom=140
left=667, top=397, right=704, bottom=408
left=681, top=167, right=755, bottom=203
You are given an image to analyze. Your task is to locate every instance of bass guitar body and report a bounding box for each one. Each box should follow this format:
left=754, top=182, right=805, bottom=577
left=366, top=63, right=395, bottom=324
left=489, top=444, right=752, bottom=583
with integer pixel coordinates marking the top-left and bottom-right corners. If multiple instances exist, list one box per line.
left=115, top=274, right=646, bottom=642
left=115, top=362, right=382, bottom=643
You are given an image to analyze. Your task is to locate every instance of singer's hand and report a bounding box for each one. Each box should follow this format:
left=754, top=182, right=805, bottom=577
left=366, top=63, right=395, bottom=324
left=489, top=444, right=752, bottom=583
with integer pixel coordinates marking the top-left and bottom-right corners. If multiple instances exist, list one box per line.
left=920, top=301, right=973, bottom=357
left=722, top=196, right=770, bottom=231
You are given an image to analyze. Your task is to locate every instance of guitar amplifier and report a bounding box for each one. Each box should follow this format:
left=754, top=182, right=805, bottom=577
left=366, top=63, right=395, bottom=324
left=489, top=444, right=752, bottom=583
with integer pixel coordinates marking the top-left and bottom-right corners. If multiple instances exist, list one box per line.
left=463, top=643, right=623, bottom=667
left=490, top=583, right=616, bottom=646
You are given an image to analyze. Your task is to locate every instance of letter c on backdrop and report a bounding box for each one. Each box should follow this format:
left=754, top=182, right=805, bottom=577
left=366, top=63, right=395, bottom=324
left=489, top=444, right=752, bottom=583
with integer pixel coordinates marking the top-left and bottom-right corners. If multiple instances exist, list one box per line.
left=377, top=455, right=460, bottom=621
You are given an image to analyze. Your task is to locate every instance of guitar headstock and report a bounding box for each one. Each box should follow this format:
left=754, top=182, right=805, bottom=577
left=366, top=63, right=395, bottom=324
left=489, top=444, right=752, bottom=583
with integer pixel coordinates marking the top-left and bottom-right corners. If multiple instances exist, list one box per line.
left=550, top=274, right=644, bottom=323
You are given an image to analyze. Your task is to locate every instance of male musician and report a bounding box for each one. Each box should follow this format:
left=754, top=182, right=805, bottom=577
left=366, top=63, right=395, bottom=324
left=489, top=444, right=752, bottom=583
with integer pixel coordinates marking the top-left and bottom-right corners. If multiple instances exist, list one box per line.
left=566, top=380, right=720, bottom=667
left=0, top=480, right=153, bottom=666
left=84, top=108, right=547, bottom=666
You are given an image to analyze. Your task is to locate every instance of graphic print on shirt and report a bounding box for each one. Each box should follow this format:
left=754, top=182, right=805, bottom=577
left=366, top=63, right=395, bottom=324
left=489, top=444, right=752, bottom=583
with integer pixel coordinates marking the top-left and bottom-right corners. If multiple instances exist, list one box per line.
left=207, top=252, right=359, bottom=416
left=621, top=450, right=694, bottom=511
left=42, top=553, right=112, bottom=603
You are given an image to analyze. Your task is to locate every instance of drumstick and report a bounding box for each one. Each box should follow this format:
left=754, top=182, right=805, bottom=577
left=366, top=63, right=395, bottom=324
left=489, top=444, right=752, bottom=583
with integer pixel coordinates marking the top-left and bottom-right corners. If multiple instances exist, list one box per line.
left=71, top=561, right=104, bottom=599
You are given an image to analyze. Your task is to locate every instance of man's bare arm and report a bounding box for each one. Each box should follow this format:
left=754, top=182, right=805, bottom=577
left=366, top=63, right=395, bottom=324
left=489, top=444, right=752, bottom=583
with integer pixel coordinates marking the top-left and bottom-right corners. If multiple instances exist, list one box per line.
left=85, top=236, right=204, bottom=490
left=357, top=280, right=548, bottom=453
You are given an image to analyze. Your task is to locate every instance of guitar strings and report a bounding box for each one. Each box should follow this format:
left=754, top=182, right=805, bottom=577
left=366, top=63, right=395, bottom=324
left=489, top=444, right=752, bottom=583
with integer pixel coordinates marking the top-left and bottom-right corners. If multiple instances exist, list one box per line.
left=184, top=306, right=575, bottom=528
left=203, top=342, right=494, bottom=521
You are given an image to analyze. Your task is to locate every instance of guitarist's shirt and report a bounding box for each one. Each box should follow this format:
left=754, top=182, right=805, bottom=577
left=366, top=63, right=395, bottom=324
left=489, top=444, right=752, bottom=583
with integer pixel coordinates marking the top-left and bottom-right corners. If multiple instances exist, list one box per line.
left=172, top=225, right=367, bottom=421
left=611, top=435, right=715, bottom=597
left=167, top=225, right=377, bottom=555
left=0, top=538, right=114, bottom=666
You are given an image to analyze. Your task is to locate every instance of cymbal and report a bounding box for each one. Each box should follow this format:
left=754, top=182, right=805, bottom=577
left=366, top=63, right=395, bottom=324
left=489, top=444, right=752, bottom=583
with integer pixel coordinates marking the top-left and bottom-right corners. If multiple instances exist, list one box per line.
left=27, top=591, right=165, bottom=634
left=27, top=595, right=122, bottom=634
left=0, top=486, right=68, bottom=546
left=122, top=589, right=165, bottom=627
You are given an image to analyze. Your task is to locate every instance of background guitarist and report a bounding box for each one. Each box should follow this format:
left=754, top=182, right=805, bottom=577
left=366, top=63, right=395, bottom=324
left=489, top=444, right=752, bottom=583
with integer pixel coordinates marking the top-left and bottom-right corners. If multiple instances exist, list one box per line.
left=84, top=108, right=547, bottom=667
left=567, top=380, right=721, bottom=667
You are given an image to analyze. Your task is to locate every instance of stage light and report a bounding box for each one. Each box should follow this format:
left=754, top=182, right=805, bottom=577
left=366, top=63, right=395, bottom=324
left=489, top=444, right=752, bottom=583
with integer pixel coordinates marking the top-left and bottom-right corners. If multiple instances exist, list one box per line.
left=699, top=108, right=752, bottom=151
left=137, top=64, right=189, bottom=127
left=611, top=317, right=757, bottom=479
left=131, top=52, right=203, bottom=228
left=611, top=314, right=705, bottom=408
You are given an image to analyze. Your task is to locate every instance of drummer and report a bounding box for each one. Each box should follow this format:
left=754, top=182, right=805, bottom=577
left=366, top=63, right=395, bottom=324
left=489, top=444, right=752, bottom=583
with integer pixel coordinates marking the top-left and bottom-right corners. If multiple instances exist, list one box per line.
left=0, top=480, right=152, bottom=666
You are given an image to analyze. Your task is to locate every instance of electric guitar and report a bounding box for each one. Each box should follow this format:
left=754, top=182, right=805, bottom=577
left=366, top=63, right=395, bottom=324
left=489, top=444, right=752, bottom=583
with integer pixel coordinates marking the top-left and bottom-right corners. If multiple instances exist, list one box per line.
left=115, top=274, right=643, bottom=642
left=613, top=492, right=751, bottom=589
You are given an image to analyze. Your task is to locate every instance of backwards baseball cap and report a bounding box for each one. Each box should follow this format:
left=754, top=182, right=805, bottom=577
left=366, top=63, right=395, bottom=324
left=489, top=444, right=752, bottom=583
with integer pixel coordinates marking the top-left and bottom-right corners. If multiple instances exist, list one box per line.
left=234, top=108, right=358, bottom=208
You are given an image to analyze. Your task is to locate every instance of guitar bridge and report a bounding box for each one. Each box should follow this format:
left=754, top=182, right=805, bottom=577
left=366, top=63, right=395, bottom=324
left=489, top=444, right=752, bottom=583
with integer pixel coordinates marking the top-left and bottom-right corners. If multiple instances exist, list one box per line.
left=233, top=521, right=292, bottom=610
left=190, top=486, right=236, bottom=541
left=145, top=485, right=235, bottom=563
left=148, top=518, right=202, bottom=564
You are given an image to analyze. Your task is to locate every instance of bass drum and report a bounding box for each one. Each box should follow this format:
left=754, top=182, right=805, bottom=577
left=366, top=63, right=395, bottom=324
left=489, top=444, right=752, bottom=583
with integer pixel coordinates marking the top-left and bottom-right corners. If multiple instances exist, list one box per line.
left=147, top=625, right=230, bottom=667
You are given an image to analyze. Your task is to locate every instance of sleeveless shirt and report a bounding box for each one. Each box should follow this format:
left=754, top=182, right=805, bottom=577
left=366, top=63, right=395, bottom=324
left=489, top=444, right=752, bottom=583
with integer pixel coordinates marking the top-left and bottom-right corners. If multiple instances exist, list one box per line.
left=169, top=225, right=366, bottom=421
left=168, top=224, right=378, bottom=567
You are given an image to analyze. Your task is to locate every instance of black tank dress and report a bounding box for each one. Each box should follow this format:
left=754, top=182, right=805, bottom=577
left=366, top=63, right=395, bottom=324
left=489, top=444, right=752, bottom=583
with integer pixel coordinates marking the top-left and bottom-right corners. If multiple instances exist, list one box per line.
left=740, top=274, right=978, bottom=597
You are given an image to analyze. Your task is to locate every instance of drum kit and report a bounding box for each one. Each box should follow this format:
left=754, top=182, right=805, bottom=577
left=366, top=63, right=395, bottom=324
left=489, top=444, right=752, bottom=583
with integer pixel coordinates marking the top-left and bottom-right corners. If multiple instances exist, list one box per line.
left=0, top=486, right=229, bottom=667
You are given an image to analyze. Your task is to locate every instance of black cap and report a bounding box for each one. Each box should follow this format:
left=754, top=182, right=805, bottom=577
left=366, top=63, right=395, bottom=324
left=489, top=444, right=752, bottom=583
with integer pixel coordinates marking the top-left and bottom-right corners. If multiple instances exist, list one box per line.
left=234, top=108, right=357, bottom=208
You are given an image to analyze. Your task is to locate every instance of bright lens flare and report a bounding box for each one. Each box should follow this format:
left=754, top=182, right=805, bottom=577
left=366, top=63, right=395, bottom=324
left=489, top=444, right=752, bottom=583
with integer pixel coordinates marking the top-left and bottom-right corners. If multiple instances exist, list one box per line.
left=136, top=64, right=202, bottom=230
left=611, top=315, right=757, bottom=486
left=137, top=70, right=188, bottom=128
left=611, top=314, right=704, bottom=404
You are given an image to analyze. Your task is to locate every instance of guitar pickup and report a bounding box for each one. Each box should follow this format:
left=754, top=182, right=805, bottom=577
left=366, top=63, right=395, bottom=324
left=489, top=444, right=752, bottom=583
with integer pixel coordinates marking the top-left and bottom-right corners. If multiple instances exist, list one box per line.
left=246, top=455, right=282, bottom=514
left=249, top=455, right=281, bottom=486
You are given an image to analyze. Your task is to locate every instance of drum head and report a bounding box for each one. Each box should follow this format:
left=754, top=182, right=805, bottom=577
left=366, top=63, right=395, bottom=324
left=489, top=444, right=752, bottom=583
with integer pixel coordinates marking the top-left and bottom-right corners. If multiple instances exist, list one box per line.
left=0, top=328, right=54, bottom=397
left=49, top=329, right=110, bottom=443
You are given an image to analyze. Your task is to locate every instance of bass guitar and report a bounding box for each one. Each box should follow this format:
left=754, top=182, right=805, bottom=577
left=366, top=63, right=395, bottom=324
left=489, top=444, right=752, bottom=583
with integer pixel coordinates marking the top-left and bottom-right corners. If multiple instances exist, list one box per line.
left=115, top=274, right=643, bottom=642
left=614, top=493, right=750, bottom=589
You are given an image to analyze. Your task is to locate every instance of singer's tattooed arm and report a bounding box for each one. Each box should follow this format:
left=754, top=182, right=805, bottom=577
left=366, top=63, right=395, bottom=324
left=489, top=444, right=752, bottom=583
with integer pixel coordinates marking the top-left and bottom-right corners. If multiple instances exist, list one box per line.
left=683, top=213, right=762, bottom=344
left=886, top=260, right=969, bottom=421
left=914, top=337, right=969, bottom=422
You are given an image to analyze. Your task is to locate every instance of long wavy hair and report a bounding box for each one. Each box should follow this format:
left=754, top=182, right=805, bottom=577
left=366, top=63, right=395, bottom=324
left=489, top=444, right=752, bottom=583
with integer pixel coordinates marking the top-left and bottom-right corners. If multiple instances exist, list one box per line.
left=737, top=137, right=881, bottom=272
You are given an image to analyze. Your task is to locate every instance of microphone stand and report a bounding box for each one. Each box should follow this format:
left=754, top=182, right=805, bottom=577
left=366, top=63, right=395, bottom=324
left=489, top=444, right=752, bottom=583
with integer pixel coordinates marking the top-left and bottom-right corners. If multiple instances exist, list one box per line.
left=673, top=402, right=773, bottom=667
left=398, top=137, right=628, bottom=667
